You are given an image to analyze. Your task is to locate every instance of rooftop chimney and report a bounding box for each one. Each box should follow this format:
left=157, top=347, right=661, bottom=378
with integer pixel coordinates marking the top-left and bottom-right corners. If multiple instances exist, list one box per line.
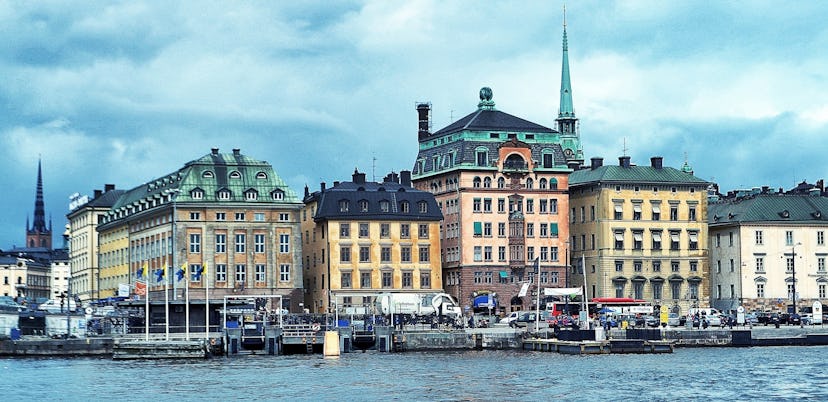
left=211, top=148, right=219, bottom=155
left=94, top=189, right=102, bottom=198
left=320, top=182, right=326, bottom=192
left=400, top=170, right=412, bottom=187
left=619, top=156, right=631, bottom=168
left=352, top=168, right=366, bottom=184
left=104, top=184, right=115, bottom=191
left=333, top=181, right=340, bottom=187
left=417, top=103, right=431, bottom=140
left=232, top=148, right=240, bottom=156
left=650, top=156, right=663, bottom=169
left=590, top=157, right=603, bottom=170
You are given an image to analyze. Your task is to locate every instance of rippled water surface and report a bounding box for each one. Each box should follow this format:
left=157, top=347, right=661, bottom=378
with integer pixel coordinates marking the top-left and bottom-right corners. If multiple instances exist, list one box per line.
left=3, top=346, right=827, bottom=401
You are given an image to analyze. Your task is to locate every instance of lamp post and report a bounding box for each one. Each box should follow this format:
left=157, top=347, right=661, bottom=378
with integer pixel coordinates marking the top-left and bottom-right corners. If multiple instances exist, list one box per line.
left=791, top=242, right=802, bottom=315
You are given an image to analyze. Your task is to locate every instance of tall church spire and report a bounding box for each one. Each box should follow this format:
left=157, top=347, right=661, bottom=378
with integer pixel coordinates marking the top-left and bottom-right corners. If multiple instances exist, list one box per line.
left=26, top=157, right=52, bottom=249
left=556, top=5, right=583, bottom=168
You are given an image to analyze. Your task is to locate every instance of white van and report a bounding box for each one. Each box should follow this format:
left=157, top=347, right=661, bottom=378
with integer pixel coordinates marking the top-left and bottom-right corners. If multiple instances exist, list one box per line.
left=37, top=299, right=77, bottom=313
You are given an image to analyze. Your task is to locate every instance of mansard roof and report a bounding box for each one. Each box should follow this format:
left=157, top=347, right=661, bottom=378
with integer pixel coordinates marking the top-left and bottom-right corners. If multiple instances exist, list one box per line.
left=569, top=165, right=707, bottom=186
left=112, top=148, right=299, bottom=210
left=432, top=108, right=557, bottom=137
left=709, top=194, right=828, bottom=225
left=306, top=176, right=442, bottom=222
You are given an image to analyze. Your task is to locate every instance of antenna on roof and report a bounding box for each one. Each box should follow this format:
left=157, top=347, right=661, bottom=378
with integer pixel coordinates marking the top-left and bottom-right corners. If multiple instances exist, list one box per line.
left=372, top=155, right=377, bottom=182
left=622, top=137, right=628, bottom=157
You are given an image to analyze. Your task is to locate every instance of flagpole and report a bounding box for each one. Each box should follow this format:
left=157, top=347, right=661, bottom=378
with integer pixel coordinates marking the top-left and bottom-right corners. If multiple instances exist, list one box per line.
left=164, top=265, right=169, bottom=341
left=185, top=265, right=190, bottom=341
left=581, top=253, right=588, bottom=329
left=534, top=257, right=541, bottom=332
left=144, top=279, right=149, bottom=341
left=205, top=262, right=210, bottom=341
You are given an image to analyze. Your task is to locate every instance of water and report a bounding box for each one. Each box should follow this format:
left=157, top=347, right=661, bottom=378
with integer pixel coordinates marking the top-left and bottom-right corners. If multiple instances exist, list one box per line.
left=3, top=347, right=827, bottom=401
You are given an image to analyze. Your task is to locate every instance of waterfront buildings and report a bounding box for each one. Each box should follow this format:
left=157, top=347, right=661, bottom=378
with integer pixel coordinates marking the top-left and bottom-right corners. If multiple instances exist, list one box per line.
left=568, top=156, right=709, bottom=314
left=301, top=170, right=443, bottom=314
left=95, top=148, right=305, bottom=311
left=708, top=194, right=828, bottom=314
left=411, top=21, right=581, bottom=313
left=66, top=185, right=124, bottom=302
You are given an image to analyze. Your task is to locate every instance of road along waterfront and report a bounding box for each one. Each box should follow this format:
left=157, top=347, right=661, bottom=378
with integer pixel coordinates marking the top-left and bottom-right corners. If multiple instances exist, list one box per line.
left=3, top=346, right=827, bottom=401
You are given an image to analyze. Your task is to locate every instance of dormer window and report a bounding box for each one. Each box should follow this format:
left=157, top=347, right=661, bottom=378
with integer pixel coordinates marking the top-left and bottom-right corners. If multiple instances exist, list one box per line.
left=359, top=200, right=369, bottom=212
left=380, top=200, right=390, bottom=213
left=202, top=171, right=214, bottom=178
left=229, top=171, right=241, bottom=179
left=400, top=201, right=410, bottom=213
left=256, top=171, right=268, bottom=179
left=245, top=190, right=258, bottom=201
left=271, top=190, right=284, bottom=201
left=339, top=200, right=350, bottom=212
left=191, top=189, right=204, bottom=200
left=418, top=201, right=428, bottom=213
left=217, top=189, right=231, bottom=200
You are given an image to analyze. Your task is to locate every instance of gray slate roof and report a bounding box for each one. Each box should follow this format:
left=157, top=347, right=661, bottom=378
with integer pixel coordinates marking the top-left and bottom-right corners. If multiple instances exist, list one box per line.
left=432, top=109, right=557, bottom=137
left=307, top=180, right=442, bottom=222
left=569, top=165, right=708, bottom=186
left=709, top=195, right=828, bottom=225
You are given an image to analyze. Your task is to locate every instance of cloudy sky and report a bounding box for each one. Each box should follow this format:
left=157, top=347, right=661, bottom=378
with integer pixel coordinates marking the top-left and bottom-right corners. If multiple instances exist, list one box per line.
left=2, top=1, right=827, bottom=249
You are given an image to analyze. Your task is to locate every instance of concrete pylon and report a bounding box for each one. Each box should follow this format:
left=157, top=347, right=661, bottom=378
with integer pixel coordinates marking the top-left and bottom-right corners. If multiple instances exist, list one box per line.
left=323, top=331, right=340, bottom=358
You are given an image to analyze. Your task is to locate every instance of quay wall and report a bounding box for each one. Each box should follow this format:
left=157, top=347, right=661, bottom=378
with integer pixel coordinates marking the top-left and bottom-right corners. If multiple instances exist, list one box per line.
left=0, top=337, right=114, bottom=356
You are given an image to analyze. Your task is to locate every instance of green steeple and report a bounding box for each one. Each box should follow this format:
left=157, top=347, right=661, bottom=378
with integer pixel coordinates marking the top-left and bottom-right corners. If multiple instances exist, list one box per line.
left=558, top=8, right=574, bottom=120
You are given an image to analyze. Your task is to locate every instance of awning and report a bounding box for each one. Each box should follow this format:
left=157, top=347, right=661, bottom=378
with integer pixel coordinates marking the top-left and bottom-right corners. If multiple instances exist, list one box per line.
left=652, top=232, right=662, bottom=241
left=689, top=232, right=698, bottom=242
left=615, top=233, right=624, bottom=241
left=633, top=233, right=643, bottom=241
left=614, top=205, right=623, bottom=213
left=543, top=287, right=583, bottom=297
left=633, top=205, right=642, bottom=213
left=473, top=295, right=497, bottom=308
left=652, top=205, right=661, bottom=213
left=499, top=271, right=509, bottom=279
left=670, top=233, right=680, bottom=242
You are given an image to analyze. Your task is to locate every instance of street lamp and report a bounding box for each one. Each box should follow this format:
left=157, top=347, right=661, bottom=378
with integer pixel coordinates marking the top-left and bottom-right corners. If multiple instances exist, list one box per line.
left=790, top=242, right=802, bottom=315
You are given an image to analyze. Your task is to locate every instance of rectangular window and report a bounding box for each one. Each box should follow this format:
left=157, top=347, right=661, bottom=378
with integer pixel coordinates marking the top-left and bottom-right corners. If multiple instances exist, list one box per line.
left=652, top=231, right=662, bottom=250
left=216, top=212, right=226, bottom=221
left=215, top=234, right=226, bottom=253
left=527, top=199, right=534, bottom=214
left=671, top=261, right=680, bottom=272
left=690, top=261, right=698, bottom=272
left=671, top=282, right=681, bottom=300
left=421, top=273, right=431, bottom=289
left=653, top=282, right=662, bottom=299
left=614, top=204, right=623, bottom=220
left=235, top=212, right=245, bottom=221
left=820, top=284, right=826, bottom=299
left=418, top=224, right=429, bottom=238
left=216, top=264, right=227, bottom=282
left=614, top=231, right=624, bottom=250
left=633, top=231, right=643, bottom=250
left=279, top=234, right=290, bottom=253
left=254, top=212, right=265, bottom=222
left=189, top=233, right=201, bottom=253
left=498, top=223, right=506, bottom=237
left=359, top=246, right=370, bottom=263
left=382, top=272, right=392, bottom=288
left=474, top=246, right=482, bottom=262
left=634, top=261, right=643, bottom=272
left=235, top=264, right=246, bottom=282
left=402, top=272, right=413, bottom=288
left=527, top=246, right=535, bottom=261
left=498, top=246, right=506, bottom=261
left=615, top=260, right=623, bottom=272
left=235, top=233, right=246, bottom=253
left=526, top=223, right=534, bottom=237
left=278, top=264, right=289, bottom=282
left=550, top=199, right=558, bottom=214
left=652, top=204, right=661, bottom=221
left=341, top=246, right=351, bottom=262
left=670, top=231, right=680, bottom=251
left=755, top=230, right=763, bottom=245
left=341, top=272, right=352, bottom=288
left=190, top=212, right=200, bottom=220
left=380, top=223, right=390, bottom=238
left=785, top=231, right=794, bottom=246
left=497, top=198, right=506, bottom=213
left=340, top=223, right=350, bottom=238
left=688, top=206, right=696, bottom=221
left=381, top=247, right=391, bottom=263
left=539, top=199, right=548, bottom=213
left=279, top=213, right=289, bottom=222
left=473, top=198, right=482, bottom=212
left=419, top=246, right=430, bottom=262
left=652, top=261, right=661, bottom=272
left=400, top=224, right=410, bottom=238
left=255, top=264, right=266, bottom=283
left=401, top=246, right=412, bottom=263
left=756, top=257, right=764, bottom=272
left=632, top=204, right=642, bottom=221
left=539, top=224, right=548, bottom=238
left=819, top=231, right=825, bottom=246
left=819, top=257, right=826, bottom=272
left=670, top=206, right=678, bottom=221
left=359, top=223, right=369, bottom=238
left=483, top=222, right=492, bottom=237
left=360, top=272, right=371, bottom=288
left=483, top=198, right=492, bottom=213
left=551, top=247, right=558, bottom=261
left=254, top=234, right=265, bottom=253
left=757, top=283, right=765, bottom=298
left=688, top=231, right=698, bottom=250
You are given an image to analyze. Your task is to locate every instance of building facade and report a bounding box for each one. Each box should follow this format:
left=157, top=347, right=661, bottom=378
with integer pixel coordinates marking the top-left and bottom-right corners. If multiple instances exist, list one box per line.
left=708, top=194, right=828, bottom=314
left=67, top=184, right=124, bottom=302
left=568, top=156, right=709, bottom=314
left=96, top=148, right=305, bottom=311
left=302, top=170, right=443, bottom=314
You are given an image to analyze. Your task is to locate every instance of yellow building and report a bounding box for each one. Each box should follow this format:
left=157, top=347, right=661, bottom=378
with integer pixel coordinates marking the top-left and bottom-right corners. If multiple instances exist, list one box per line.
left=569, top=156, right=709, bottom=314
left=302, top=170, right=443, bottom=314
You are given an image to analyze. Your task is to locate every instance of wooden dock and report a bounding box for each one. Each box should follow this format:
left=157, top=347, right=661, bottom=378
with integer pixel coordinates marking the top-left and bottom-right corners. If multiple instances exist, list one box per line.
left=522, top=338, right=674, bottom=355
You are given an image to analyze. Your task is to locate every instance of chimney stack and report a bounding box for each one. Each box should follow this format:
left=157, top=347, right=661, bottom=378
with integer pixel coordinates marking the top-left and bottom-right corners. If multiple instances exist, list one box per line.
left=650, top=156, right=663, bottom=169
left=94, top=189, right=102, bottom=198
left=232, top=148, right=240, bottom=156
left=590, top=157, right=603, bottom=170
left=320, top=182, right=326, bottom=192
left=352, top=168, right=366, bottom=184
left=400, top=170, right=412, bottom=187
left=619, top=156, right=631, bottom=168
left=211, top=148, right=219, bottom=155
left=417, top=103, right=431, bottom=140
left=104, top=184, right=115, bottom=191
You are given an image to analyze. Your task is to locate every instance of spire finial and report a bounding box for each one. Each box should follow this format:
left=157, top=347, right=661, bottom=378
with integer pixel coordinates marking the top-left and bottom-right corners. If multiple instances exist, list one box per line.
left=563, top=4, right=567, bottom=30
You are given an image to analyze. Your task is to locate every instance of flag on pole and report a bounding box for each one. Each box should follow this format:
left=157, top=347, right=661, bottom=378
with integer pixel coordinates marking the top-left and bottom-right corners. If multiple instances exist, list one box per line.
left=137, top=263, right=147, bottom=279
left=194, top=264, right=205, bottom=281
left=176, top=266, right=186, bottom=282
left=135, top=281, right=147, bottom=296
left=156, top=265, right=166, bottom=282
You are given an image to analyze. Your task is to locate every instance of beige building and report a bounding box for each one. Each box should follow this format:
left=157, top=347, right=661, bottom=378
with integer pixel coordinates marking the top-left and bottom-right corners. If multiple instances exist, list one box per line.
left=302, top=170, right=443, bottom=314
left=67, top=185, right=124, bottom=302
left=569, top=156, right=709, bottom=314
left=709, top=194, right=828, bottom=313
left=96, top=148, right=305, bottom=311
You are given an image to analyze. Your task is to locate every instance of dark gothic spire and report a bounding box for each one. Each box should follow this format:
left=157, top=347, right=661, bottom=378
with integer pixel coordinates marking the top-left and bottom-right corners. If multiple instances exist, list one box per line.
left=31, top=158, right=47, bottom=232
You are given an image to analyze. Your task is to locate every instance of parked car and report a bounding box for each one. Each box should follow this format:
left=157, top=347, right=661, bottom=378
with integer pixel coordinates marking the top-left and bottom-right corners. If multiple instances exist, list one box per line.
left=512, top=311, right=550, bottom=328
left=702, top=314, right=722, bottom=327
left=645, top=315, right=661, bottom=327
left=667, top=313, right=685, bottom=327
left=745, top=312, right=759, bottom=325
left=801, top=314, right=813, bottom=325
left=500, top=311, right=526, bottom=326
left=756, top=312, right=771, bottom=325
left=788, top=313, right=802, bottom=325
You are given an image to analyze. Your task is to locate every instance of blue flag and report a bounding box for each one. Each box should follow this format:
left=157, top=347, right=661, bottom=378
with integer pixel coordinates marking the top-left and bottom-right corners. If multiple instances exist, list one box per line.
left=176, top=268, right=185, bottom=282
left=155, top=267, right=166, bottom=282
left=136, top=266, right=144, bottom=279
left=194, top=265, right=204, bottom=281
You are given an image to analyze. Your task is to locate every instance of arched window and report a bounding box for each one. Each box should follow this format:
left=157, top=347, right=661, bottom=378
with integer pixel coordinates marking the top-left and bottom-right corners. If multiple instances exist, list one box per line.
left=483, top=177, right=492, bottom=188
left=539, top=178, right=548, bottom=189
left=497, top=177, right=505, bottom=189
left=473, top=177, right=481, bottom=188
left=202, top=171, right=214, bottom=178
left=255, top=171, right=268, bottom=179
left=525, top=178, right=534, bottom=189
left=549, top=178, right=558, bottom=190
left=229, top=171, right=241, bottom=179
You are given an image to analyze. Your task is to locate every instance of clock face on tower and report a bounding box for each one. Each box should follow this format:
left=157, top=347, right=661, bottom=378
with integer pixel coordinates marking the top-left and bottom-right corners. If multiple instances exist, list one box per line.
left=564, top=148, right=574, bottom=157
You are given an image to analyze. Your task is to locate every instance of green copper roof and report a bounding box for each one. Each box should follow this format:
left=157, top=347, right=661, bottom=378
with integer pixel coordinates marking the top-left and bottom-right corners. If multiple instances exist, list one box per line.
left=709, top=195, right=828, bottom=224
left=112, top=149, right=300, bottom=210
left=569, top=164, right=708, bottom=186
left=558, top=25, right=574, bottom=119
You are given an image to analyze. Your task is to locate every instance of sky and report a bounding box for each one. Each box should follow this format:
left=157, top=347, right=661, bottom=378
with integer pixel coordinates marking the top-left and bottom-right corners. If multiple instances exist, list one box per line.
left=2, top=1, right=827, bottom=249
